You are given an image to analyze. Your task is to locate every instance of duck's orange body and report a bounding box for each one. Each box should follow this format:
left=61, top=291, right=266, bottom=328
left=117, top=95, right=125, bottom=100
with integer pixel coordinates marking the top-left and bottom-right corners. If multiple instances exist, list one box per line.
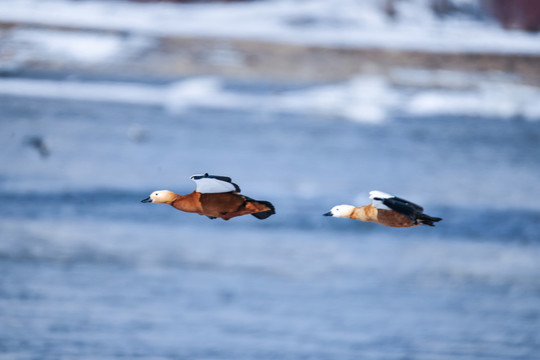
left=166, top=191, right=273, bottom=220
left=142, top=174, right=275, bottom=221
left=324, top=190, right=442, bottom=228
left=350, top=204, right=420, bottom=228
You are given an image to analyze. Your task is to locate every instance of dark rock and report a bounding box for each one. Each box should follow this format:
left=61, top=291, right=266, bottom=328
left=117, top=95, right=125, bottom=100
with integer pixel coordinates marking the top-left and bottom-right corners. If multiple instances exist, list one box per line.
left=482, top=0, right=540, bottom=32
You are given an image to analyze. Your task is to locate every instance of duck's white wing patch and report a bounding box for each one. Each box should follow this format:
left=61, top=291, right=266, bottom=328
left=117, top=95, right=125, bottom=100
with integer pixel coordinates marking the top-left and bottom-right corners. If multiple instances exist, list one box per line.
left=369, top=190, right=393, bottom=210
left=191, top=174, right=241, bottom=194
left=369, top=190, right=394, bottom=200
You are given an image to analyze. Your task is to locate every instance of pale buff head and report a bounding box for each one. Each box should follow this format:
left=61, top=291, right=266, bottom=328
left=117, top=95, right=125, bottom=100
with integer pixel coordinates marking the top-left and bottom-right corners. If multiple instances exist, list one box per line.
left=141, top=190, right=177, bottom=204
left=323, top=205, right=355, bottom=218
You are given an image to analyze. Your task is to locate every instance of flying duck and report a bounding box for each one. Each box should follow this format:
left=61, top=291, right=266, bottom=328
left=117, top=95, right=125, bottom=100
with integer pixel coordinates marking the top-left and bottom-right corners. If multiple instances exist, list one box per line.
left=324, top=190, right=442, bottom=227
left=141, top=173, right=275, bottom=221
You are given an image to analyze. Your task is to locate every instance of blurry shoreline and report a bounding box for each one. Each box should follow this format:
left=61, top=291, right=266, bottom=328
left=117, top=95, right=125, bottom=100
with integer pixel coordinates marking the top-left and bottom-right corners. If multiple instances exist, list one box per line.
left=2, top=21, right=540, bottom=86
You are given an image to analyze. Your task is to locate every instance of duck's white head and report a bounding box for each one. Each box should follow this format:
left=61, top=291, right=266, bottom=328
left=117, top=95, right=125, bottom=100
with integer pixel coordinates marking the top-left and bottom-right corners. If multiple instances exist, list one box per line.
left=323, top=205, right=355, bottom=218
left=141, top=190, right=176, bottom=204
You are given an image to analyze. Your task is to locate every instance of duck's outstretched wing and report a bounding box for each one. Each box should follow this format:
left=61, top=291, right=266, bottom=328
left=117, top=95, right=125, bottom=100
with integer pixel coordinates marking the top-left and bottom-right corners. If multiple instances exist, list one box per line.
left=369, top=190, right=424, bottom=222
left=191, top=173, right=241, bottom=194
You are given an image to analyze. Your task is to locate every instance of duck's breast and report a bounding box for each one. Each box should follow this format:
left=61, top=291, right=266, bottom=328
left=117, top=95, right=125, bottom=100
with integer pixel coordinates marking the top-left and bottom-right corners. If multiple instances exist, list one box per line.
left=171, top=192, right=203, bottom=214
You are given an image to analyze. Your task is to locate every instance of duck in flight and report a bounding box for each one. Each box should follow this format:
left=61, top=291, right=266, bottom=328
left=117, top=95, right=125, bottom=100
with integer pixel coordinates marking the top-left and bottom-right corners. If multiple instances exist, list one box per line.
left=324, top=190, right=442, bottom=227
left=142, top=173, right=275, bottom=221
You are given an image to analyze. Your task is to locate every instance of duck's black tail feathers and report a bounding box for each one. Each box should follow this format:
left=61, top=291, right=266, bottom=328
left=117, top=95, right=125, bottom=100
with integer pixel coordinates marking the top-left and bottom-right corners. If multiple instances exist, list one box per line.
left=250, top=200, right=276, bottom=220
left=417, top=213, right=443, bottom=226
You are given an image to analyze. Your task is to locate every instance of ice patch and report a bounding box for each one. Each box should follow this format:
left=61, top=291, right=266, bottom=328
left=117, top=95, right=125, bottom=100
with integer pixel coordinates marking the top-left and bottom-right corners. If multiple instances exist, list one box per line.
left=408, top=83, right=540, bottom=120
left=279, top=76, right=397, bottom=124
left=10, top=29, right=126, bottom=63
left=0, top=78, right=164, bottom=105
left=165, top=77, right=256, bottom=113
left=0, top=75, right=539, bottom=123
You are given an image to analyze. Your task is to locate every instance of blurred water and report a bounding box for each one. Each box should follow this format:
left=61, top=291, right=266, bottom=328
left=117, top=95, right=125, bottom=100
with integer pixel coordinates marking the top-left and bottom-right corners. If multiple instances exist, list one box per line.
left=1, top=78, right=540, bottom=360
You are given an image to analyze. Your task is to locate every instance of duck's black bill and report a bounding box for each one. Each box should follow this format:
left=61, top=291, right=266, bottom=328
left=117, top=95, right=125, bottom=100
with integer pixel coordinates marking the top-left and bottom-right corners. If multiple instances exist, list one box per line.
left=141, top=197, right=152, bottom=203
left=323, top=212, right=333, bottom=216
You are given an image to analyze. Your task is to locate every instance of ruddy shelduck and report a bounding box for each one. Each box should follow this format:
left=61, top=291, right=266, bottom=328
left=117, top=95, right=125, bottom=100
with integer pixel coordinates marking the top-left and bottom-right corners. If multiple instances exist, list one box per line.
left=141, top=173, right=275, bottom=221
left=324, top=190, right=442, bottom=228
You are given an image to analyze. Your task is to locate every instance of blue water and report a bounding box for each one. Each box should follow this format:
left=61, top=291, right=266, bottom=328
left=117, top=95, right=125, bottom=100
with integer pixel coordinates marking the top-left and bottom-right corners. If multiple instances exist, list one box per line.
left=1, top=80, right=540, bottom=360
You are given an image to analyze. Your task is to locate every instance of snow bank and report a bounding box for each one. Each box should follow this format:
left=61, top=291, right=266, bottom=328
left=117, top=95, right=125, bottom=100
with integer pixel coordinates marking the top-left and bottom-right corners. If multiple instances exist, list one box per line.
left=1, top=0, right=539, bottom=55
left=1, top=75, right=539, bottom=122
left=11, top=29, right=124, bottom=63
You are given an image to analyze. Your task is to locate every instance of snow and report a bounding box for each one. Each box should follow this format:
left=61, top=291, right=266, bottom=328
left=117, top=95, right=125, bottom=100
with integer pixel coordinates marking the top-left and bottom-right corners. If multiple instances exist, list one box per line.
left=408, top=83, right=540, bottom=120
left=1, top=1, right=539, bottom=124
left=0, top=78, right=164, bottom=105
left=10, top=29, right=125, bottom=63
left=0, top=0, right=539, bottom=55
left=2, top=27, right=153, bottom=66
left=1, top=75, right=538, bottom=123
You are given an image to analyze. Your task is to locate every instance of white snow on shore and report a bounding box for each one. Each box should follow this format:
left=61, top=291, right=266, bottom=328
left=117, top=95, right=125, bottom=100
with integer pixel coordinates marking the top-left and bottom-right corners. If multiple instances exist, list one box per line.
left=7, top=28, right=153, bottom=63
left=0, top=0, right=539, bottom=55
left=1, top=1, right=538, bottom=123
left=1, top=75, right=538, bottom=123
left=10, top=29, right=123, bottom=63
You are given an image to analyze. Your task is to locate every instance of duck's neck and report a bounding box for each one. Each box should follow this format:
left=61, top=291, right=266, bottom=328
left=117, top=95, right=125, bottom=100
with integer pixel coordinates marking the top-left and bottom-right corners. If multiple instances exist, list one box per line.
left=159, top=191, right=181, bottom=204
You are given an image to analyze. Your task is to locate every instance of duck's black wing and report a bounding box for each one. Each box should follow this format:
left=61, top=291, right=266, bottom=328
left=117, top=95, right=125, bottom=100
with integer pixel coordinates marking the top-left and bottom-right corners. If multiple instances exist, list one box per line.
left=379, top=197, right=422, bottom=222
left=389, top=196, right=424, bottom=212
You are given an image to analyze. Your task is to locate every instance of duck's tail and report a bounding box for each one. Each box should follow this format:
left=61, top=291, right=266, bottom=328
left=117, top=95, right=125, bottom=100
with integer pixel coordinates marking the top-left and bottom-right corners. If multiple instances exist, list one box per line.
left=244, top=198, right=275, bottom=220
left=417, top=213, right=443, bottom=226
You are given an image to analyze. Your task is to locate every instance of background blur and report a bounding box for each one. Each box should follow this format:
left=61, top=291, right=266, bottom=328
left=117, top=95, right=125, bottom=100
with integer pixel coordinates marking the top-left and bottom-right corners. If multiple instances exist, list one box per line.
left=1, top=0, right=540, bottom=359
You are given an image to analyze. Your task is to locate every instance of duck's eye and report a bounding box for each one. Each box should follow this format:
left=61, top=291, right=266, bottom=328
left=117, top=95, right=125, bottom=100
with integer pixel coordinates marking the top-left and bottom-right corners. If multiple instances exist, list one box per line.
left=154, top=193, right=159, bottom=196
